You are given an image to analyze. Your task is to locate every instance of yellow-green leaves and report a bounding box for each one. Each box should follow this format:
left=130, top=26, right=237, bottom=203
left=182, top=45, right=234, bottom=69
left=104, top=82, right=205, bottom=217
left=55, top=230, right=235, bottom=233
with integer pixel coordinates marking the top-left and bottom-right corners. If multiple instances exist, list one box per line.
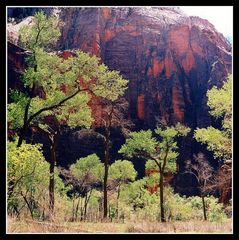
left=19, top=11, right=61, bottom=50
left=207, top=75, right=232, bottom=120
left=55, top=92, right=93, bottom=128
left=194, top=127, right=231, bottom=160
left=109, top=160, right=137, bottom=182
left=10, top=11, right=130, bottom=148
left=92, top=64, right=128, bottom=101
left=119, top=130, right=158, bottom=158
left=70, top=154, right=103, bottom=181
left=119, top=124, right=190, bottom=173
left=8, top=141, right=49, bottom=195
left=8, top=91, right=29, bottom=129
left=194, top=75, right=232, bottom=161
left=207, top=74, right=232, bottom=133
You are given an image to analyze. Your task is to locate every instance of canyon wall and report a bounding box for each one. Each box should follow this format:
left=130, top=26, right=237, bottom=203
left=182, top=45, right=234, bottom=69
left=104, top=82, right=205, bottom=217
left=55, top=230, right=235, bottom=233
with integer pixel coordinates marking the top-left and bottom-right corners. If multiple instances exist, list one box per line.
left=7, top=7, right=232, bottom=198
left=56, top=7, right=231, bottom=128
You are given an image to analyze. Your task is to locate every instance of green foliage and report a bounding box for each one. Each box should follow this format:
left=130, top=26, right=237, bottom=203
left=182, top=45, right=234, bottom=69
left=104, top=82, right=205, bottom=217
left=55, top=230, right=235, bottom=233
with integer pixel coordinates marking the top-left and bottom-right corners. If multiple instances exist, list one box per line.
left=155, top=124, right=190, bottom=169
left=8, top=90, right=29, bottom=129
left=118, top=178, right=160, bottom=221
left=8, top=140, right=47, bottom=189
left=109, top=160, right=137, bottom=182
left=119, top=130, right=158, bottom=158
left=119, top=123, right=190, bottom=173
left=118, top=182, right=228, bottom=222
left=7, top=140, right=65, bottom=218
left=194, top=75, right=232, bottom=161
left=145, top=160, right=160, bottom=187
left=120, top=178, right=147, bottom=208
left=9, top=11, right=129, bottom=151
left=194, top=127, right=230, bottom=159
left=19, top=11, right=61, bottom=50
left=70, top=154, right=103, bottom=181
left=92, top=64, right=128, bottom=101
left=9, top=47, right=128, bottom=136
left=207, top=75, right=232, bottom=127
left=145, top=159, right=158, bottom=170
left=56, top=92, right=92, bottom=128
left=187, top=195, right=227, bottom=221
left=164, top=188, right=227, bottom=222
left=164, top=187, right=192, bottom=221
left=8, top=48, right=99, bottom=132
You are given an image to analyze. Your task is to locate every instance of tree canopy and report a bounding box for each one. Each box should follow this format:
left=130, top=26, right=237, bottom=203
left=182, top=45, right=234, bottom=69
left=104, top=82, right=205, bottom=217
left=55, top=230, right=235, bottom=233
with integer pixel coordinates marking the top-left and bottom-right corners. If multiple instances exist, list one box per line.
left=19, top=11, right=61, bottom=50
left=194, top=75, right=232, bottom=161
left=119, top=123, right=190, bottom=173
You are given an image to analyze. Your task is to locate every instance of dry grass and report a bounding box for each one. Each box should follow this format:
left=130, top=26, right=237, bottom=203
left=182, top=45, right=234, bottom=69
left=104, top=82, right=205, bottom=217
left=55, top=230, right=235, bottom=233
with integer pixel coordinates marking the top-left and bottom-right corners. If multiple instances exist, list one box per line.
left=125, top=220, right=232, bottom=233
left=7, top=217, right=232, bottom=233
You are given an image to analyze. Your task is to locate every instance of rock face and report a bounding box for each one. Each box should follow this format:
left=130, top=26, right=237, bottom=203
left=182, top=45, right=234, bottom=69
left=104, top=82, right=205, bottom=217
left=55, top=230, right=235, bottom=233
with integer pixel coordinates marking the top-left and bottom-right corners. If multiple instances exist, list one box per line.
left=7, top=7, right=232, bottom=196
left=56, top=7, right=231, bottom=129
left=7, top=7, right=232, bottom=129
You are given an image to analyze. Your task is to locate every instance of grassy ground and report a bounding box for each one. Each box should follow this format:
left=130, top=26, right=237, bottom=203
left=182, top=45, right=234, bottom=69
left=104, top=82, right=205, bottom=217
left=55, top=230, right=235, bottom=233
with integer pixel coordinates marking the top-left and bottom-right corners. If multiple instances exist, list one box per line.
left=7, top=217, right=232, bottom=233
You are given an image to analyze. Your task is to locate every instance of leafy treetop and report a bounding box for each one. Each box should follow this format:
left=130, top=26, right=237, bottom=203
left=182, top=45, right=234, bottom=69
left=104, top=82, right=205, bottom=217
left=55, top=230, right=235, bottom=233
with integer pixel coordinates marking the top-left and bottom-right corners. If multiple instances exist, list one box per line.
left=194, top=75, right=232, bottom=161
left=19, top=11, right=61, bottom=50
left=119, top=123, right=190, bottom=173
left=108, top=160, right=137, bottom=182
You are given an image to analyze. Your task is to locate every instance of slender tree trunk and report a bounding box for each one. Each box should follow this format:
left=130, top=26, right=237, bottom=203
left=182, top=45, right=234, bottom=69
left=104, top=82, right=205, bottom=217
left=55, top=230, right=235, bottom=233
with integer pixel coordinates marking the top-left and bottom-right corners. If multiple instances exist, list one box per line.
left=103, top=129, right=110, bottom=219
left=75, top=197, right=80, bottom=221
left=72, top=197, right=75, bottom=221
left=201, top=195, right=207, bottom=221
left=49, top=151, right=55, bottom=219
left=21, top=193, right=34, bottom=219
left=98, top=197, right=102, bottom=220
left=49, top=133, right=58, bottom=220
left=80, top=197, right=84, bottom=221
left=84, top=193, right=88, bottom=220
left=116, top=184, right=121, bottom=218
left=159, top=169, right=166, bottom=222
left=84, top=189, right=92, bottom=220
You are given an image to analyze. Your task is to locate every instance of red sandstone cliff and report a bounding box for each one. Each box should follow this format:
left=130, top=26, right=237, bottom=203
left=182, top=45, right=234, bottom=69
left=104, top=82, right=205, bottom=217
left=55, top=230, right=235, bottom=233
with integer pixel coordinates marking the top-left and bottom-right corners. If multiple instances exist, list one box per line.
left=8, top=7, right=232, bottom=128
left=56, top=7, right=231, bottom=128
left=7, top=7, right=232, bottom=199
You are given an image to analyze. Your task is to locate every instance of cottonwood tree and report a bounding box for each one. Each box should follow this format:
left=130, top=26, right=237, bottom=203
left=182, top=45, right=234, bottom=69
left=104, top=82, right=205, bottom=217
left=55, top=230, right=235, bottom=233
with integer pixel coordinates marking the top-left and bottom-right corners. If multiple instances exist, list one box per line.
left=120, top=178, right=148, bottom=212
left=185, top=152, right=215, bottom=220
left=91, top=76, right=129, bottom=219
left=194, top=75, right=232, bottom=161
left=8, top=46, right=98, bottom=218
left=194, top=75, right=232, bottom=204
left=30, top=91, right=92, bottom=217
left=8, top=11, right=129, bottom=218
left=66, top=154, right=103, bottom=221
left=119, top=123, right=190, bottom=222
left=8, top=11, right=101, bottom=147
left=9, top=11, right=61, bottom=147
left=108, top=160, right=137, bottom=218
left=7, top=141, right=64, bottom=219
